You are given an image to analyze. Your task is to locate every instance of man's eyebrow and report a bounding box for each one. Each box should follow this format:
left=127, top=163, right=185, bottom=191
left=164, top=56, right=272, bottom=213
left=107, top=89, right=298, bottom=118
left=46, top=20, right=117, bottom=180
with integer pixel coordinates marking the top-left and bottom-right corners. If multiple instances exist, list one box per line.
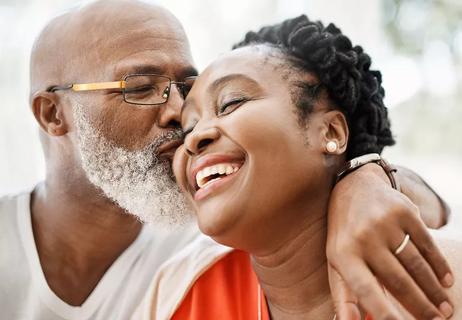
left=115, top=64, right=198, bottom=79
left=115, top=64, right=165, bottom=78
left=181, top=66, right=199, bottom=78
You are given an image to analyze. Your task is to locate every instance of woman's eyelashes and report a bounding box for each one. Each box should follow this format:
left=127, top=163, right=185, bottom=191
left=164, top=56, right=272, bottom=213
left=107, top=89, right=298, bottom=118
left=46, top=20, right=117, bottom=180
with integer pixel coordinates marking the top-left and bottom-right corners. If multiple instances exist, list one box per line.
left=218, top=96, right=249, bottom=115
left=180, top=95, right=250, bottom=139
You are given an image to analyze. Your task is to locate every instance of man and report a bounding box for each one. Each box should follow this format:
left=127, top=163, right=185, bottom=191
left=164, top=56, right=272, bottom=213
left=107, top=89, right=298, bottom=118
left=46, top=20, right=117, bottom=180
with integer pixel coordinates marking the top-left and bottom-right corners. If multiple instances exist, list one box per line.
left=0, top=0, right=454, bottom=319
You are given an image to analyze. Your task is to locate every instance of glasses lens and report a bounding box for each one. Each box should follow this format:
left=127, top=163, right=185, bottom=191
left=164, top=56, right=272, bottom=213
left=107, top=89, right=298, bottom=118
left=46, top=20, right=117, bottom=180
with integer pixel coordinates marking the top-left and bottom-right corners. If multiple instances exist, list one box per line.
left=180, top=76, right=196, bottom=99
left=124, top=75, right=171, bottom=105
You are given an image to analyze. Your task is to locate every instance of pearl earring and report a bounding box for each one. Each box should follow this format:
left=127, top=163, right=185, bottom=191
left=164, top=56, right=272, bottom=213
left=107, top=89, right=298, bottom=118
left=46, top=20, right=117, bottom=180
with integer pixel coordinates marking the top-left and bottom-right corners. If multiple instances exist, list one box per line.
left=326, top=141, right=338, bottom=153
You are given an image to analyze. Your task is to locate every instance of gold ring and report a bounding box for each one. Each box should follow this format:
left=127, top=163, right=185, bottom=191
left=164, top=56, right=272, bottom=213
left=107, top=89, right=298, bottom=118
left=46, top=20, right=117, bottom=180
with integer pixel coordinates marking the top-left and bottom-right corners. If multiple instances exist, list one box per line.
left=394, top=234, right=410, bottom=255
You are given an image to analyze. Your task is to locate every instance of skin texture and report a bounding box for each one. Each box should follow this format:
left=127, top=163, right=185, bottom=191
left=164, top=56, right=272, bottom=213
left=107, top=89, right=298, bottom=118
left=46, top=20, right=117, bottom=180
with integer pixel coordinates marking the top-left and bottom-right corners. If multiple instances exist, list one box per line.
left=174, top=46, right=458, bottom=319
left=175, top=48, right=343, bottom=318
left=391, top=230, right=462, bottom=320
left=29, top=0, right=195, bottom=305
left=27, top=0, right=452, bottom=316
left=327, top=164, right=454, bottom=319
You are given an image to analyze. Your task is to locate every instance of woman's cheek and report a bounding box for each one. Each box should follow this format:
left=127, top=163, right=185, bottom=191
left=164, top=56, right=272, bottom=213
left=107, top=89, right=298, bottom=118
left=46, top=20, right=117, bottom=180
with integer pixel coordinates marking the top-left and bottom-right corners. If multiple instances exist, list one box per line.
left=172, top=145, right=190, bottom=194
left=220, top=101, right=295, bottom=153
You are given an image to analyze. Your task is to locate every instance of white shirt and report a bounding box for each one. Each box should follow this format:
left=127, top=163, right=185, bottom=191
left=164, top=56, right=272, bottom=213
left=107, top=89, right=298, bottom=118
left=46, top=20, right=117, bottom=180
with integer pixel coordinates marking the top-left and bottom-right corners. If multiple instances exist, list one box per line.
left=0, top=191, right=200, bottom=320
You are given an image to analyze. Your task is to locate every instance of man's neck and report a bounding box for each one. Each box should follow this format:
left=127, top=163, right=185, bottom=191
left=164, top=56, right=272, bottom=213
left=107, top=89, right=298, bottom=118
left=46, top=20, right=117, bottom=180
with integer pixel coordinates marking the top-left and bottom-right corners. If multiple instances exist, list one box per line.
left=31, top=176, right=142, bottom=306
left=251, top=213, right=334, bottom=320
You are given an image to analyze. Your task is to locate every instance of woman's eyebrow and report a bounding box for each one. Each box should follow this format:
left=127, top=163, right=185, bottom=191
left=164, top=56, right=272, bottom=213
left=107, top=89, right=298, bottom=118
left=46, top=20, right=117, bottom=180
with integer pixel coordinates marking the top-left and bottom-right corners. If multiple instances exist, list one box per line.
left=209, top=73, right=261, bottom=93
left=182, top=73, right=261, bottom=113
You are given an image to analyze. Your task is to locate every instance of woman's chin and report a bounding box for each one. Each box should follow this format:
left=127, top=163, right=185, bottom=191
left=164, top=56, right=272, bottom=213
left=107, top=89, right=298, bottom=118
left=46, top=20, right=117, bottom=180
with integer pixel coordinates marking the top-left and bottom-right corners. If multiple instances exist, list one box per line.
left=196, top=207, right=244, bottom=246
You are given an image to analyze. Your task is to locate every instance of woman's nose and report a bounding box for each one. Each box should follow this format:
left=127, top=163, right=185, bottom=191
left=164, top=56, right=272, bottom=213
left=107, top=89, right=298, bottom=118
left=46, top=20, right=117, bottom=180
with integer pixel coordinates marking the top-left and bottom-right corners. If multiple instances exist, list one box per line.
left=184, top=127, right=221, bottom=156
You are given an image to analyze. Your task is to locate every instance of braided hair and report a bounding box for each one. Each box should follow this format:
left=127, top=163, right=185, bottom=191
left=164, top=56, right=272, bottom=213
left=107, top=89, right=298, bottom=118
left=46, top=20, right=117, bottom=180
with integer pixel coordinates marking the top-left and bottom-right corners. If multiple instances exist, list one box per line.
left=233, top=15, right=395, bottom=159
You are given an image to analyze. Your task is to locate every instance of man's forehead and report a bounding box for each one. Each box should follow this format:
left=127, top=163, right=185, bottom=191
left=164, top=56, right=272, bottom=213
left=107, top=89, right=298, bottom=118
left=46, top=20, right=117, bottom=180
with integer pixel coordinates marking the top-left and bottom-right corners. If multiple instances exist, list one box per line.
left=79, top=11, right=196, bottom=79
left=30, top=0, right=196, bottom=92
left=110, top=50, right=198, bottom=80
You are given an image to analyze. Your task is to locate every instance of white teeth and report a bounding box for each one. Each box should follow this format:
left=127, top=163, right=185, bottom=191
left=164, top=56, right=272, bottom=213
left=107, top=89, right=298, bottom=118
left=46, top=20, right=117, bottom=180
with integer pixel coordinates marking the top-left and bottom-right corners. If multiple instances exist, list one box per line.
left=226, top=166, right=233, bottom=175
left=195, top=163, right=240, bottom=189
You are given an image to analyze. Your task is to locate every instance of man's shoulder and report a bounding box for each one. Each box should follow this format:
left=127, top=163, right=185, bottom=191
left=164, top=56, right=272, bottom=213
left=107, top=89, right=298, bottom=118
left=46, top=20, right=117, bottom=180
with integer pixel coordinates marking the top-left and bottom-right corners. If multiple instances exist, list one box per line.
left=0, top=192, right=19, bottom=207
left=0, top=190, right=31, bottom=264
left=0, top=190, right=30, bottom=224
left=0, top=191, right=31, bottom=290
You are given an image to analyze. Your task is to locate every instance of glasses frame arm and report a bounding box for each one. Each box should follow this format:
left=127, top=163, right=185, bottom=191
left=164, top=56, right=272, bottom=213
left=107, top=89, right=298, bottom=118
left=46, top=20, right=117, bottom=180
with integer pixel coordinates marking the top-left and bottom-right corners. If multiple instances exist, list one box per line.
left=47, top=81, right=126, bottom=92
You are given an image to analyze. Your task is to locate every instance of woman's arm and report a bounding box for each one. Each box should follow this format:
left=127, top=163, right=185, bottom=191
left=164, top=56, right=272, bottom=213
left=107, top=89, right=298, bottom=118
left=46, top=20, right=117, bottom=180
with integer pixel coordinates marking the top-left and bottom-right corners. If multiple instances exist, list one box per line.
left=327, top=163, right=453, bottom=320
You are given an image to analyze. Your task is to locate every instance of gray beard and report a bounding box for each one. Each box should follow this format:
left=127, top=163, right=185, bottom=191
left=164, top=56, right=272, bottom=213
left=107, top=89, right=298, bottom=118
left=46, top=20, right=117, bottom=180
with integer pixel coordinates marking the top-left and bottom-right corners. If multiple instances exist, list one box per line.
left=72, top=104, right=193, bottom=228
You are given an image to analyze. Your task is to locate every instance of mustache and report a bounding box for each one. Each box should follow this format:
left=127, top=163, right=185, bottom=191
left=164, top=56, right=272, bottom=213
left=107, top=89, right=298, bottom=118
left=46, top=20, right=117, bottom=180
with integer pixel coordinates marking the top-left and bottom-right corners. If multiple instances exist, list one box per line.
left=144, top=128, right=184, bottom=156
left=143, top=129, right=184, bottom=177
left=156, top=128, right=184, bottom=148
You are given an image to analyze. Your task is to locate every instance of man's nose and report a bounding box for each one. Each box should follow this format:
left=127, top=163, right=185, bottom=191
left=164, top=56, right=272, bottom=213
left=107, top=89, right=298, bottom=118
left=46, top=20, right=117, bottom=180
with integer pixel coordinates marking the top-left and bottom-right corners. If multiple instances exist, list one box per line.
left=158, top=84, right=183, bottom=128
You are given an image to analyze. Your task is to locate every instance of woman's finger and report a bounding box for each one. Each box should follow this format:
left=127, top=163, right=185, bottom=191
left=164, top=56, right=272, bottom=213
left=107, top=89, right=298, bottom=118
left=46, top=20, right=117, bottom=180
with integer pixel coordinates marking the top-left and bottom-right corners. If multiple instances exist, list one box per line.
left=395, top=238, right=453, bottom=318
left=328, top=263, right=362, bottom=320
left=402, top=211, right=454, bottom=288
left=334, top=257, right=402, bottom=320
left=369, top=247, right=446, bottom=320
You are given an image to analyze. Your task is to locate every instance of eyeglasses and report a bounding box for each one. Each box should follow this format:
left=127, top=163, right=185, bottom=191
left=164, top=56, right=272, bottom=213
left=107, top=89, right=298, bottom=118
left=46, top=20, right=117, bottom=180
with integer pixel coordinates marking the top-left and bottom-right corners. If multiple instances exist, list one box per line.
left=47, top=74, right=196, bottom=106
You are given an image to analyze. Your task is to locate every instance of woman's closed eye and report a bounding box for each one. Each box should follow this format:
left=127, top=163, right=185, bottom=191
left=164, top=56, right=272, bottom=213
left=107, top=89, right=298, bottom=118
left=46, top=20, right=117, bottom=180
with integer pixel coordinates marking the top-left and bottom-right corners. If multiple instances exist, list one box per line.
left=218, top=97, right=249, bottom=115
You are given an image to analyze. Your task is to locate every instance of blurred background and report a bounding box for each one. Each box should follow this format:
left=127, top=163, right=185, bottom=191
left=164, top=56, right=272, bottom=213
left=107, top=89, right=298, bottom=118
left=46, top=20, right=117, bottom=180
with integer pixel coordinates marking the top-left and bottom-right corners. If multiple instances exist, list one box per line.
left=0, top=0, right=461, bottom=226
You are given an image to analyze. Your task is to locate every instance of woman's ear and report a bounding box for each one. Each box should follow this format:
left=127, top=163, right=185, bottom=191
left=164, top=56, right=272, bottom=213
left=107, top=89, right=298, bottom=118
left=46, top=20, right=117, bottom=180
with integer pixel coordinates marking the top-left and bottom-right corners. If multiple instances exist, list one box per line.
left=31, top=92, right=68, bottom=136
left=322, top=110, right=349, bottom=155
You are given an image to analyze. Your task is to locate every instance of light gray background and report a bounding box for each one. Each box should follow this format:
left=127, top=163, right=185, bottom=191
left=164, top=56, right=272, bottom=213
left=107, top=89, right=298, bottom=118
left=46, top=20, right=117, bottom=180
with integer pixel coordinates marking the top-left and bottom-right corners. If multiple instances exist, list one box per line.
left=0, top=0, right=460, bottom=226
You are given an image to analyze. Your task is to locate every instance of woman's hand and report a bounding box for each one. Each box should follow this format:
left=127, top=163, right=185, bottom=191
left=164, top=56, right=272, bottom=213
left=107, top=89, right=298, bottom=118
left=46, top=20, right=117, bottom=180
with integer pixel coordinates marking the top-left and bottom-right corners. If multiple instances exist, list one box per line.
left=326, top=163, right=454, bottom=319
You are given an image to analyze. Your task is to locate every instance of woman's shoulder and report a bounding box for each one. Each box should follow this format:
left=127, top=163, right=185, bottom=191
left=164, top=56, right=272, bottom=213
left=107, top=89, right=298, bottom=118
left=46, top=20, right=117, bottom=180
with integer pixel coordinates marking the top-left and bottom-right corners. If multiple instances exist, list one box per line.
left=131, top=234, right=233, bottom=320
left=430, top=228, right=462, bottom=275
left=430, top=229, right=462, bottom=318
left=388, top=229, right=462, bottom=319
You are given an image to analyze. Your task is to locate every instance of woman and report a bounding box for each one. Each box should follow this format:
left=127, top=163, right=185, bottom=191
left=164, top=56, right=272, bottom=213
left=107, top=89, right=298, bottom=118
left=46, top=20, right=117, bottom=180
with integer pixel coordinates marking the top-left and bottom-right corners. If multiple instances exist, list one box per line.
left=135, top=16, right=461, bottom=319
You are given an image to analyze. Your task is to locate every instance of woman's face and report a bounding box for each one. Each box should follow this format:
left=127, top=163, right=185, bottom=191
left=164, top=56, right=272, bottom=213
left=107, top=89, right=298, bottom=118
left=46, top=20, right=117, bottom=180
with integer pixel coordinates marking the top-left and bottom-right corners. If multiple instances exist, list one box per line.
left=173, top=46, right=344, bottom=251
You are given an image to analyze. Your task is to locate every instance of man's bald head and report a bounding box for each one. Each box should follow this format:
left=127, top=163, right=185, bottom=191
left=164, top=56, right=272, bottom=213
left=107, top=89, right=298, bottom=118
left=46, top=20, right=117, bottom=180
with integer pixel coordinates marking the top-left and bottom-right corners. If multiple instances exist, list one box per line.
left=29, top=0, right=196, bottom=226
left=30, top=0, right=188, bottom=97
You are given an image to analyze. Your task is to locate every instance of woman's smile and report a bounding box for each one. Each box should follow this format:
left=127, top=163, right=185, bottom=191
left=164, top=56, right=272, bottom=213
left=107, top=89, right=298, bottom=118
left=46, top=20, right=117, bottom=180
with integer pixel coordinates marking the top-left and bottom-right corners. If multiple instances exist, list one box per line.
left=172, top=47, right=330, bottom=242
left=188, top=153, right=246, bottom=201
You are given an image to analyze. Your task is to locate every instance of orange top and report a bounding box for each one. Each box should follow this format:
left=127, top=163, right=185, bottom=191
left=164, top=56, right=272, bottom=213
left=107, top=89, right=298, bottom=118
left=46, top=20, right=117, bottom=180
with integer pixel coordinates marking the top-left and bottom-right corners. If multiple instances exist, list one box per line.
left=172, top=249, right=373, bottom=320
left=172, top=250, right=269, bottom=320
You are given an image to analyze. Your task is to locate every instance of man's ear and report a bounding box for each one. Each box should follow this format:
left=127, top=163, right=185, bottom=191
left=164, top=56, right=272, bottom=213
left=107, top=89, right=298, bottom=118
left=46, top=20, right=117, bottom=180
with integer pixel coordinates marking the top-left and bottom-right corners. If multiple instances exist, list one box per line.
left=322, top=110, right=349, bottom=154
left=31, top=92, right=68, bottom=136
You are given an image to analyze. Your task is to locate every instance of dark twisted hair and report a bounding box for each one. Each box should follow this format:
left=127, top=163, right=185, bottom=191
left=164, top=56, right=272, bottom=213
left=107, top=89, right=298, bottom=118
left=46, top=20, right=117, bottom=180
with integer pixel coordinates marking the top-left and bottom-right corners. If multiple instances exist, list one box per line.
left=233, top=15, right=395, bottom=159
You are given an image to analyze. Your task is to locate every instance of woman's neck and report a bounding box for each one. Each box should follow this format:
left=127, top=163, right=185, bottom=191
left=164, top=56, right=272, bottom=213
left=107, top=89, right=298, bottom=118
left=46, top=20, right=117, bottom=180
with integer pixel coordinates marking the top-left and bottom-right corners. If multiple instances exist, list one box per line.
left=251, top=212, right=334, bottom=319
